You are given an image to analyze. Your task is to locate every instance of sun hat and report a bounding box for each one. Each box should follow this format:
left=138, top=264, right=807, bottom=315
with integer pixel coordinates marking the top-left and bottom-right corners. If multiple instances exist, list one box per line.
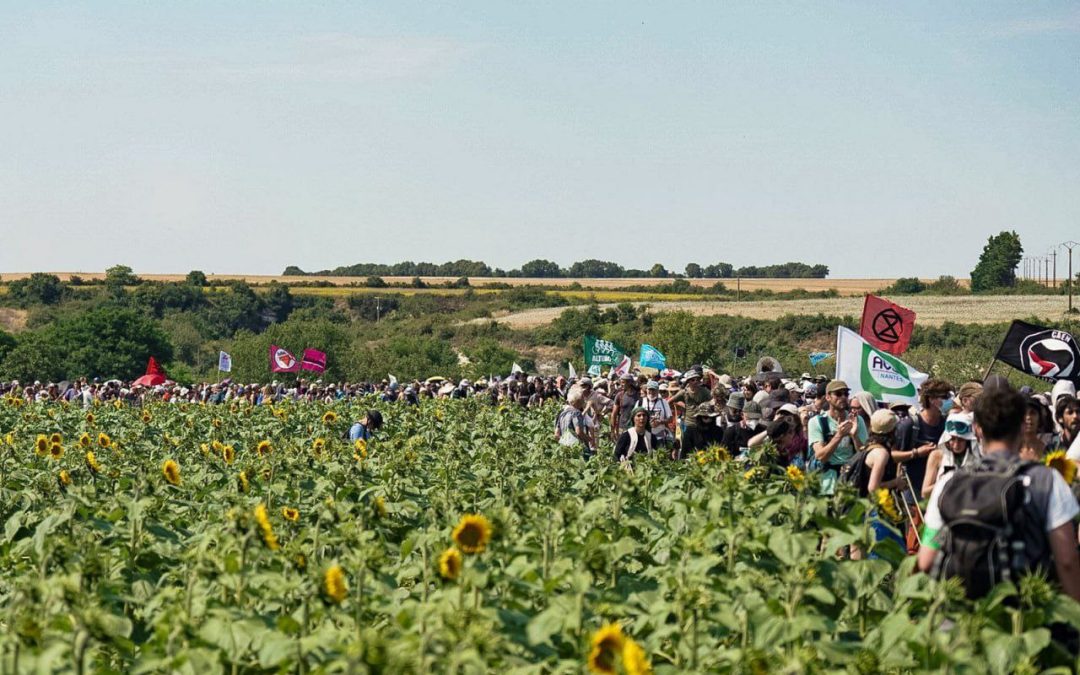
left=1052, top=380, right=1076, bottom=407
left=940, top=412, right=976, bottom=442
left=645, top=380, right=660, bottom=390
left=752, top=390, right=769, bottom=405
left=777, top=403, right=800, bottom=416
left=743, top=401, right=763, bottom=420
left=727, top=392, right=745, bottom=411
left=689, top=403, right=720, bottom=419
left=784, top=381, right=799, bottom=392
left=870, top=409, right=899, bottom=435
left=718, top=374, right=734, bottom=387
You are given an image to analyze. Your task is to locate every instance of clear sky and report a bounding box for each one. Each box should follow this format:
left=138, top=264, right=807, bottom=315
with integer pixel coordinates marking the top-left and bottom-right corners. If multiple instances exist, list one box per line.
left=2, top=2, right=1078, bottom=278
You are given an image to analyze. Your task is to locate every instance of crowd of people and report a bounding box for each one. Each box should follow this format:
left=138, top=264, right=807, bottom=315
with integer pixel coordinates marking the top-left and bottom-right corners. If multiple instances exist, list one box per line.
left=3, top=363, right=1080, bottom=609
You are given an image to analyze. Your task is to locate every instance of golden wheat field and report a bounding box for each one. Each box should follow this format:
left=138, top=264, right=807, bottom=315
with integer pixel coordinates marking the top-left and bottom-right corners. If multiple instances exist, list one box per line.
left=483, top=295, right=1072, bottom=328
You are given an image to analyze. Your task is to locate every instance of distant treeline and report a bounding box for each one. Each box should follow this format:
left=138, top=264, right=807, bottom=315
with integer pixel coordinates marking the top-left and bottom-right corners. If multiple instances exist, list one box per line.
left=283, top=259, right=830, bottom=279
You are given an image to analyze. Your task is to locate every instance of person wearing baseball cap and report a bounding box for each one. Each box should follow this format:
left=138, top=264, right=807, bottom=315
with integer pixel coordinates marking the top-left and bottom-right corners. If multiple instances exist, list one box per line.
left=669, top=366, right=712, bottom=447
left=808, top=380, right=869, bottom=496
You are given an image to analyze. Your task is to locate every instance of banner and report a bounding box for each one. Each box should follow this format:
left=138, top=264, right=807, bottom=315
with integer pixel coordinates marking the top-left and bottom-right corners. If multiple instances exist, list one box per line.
left=269, top=345, right=300, bottom=373
left=994, top=320, right=1080, bottom=383
left=584, top=335, right=627, bottom=373
left=511, top=362, right=524, bottom=375
left=301, top=348, right=327, bottom=373
left=860, top=295, right=916, bottom=355
left=612, top=355, right=632, bottom=377
left=809, top=351, right=832, bottom=366
left=218, top=351, right=232, bottom=373
left=568, top=362, right=577, bottom=379
left=835, top=326, right=927, bottom=404
left=639, top=344, right=667, bottom=370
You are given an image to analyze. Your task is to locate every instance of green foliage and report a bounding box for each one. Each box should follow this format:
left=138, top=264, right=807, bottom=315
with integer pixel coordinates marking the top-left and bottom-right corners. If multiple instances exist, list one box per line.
left=229, top=318, right=354, bottom=382
left=104, top=264, right=140, bottom=287
left=185, top=270, right=208, bottom=286
left=365, top=276, right=387, bottom=288
left=518, top=259, right=562, bottom=277
left=0, top=401, right=1075, bottom=672
left=6, top=273, right=65, bottom=306
left=883, top=277, right=927, bottom=294
left=971, top=231, right=1023, bottom=292
left=0, top=307, right=172, bottom=381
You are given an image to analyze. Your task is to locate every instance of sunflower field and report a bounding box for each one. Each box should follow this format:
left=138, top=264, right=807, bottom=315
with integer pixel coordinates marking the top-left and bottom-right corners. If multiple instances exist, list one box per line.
left=0, top=397, right=1078, bottom=674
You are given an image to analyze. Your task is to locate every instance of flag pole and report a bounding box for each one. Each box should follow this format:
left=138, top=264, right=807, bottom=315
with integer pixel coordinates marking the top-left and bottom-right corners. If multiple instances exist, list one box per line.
left=980, top=358, right=997, bottom=383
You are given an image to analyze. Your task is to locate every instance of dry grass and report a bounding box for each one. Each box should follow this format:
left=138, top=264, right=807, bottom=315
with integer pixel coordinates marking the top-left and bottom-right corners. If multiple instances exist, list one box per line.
left=484, top=295, right=1072, bottom=329
left=0, top=308, right=28, bottom=333
left=2, top=272, right=944, bottom=297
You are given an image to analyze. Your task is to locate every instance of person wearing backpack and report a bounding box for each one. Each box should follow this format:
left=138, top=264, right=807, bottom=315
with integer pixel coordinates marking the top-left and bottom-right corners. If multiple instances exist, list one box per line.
left=807, top=380, right=868, bottom=496
left=848, top=409, right=907, bottom=559
left=917, top=384, right=1080, bottom=603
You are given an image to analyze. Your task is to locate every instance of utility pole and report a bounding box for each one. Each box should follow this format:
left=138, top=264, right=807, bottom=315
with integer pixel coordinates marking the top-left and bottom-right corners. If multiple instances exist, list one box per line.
left=1063, top=242, right=1079, bottom=313
left=1051, top=249, right=1058, bottom=288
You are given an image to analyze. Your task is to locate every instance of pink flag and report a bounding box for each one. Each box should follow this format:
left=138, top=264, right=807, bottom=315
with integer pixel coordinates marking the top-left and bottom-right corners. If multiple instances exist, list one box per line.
left=301, top=348, right=327, bottom=373
left=269, top=345, right=300, bottom=373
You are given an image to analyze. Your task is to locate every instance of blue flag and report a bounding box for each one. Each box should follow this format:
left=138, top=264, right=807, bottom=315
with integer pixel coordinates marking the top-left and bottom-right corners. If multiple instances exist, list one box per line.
left=809, top=351, right=832, bottom=367
left=639, top=344, right=667, bottom=370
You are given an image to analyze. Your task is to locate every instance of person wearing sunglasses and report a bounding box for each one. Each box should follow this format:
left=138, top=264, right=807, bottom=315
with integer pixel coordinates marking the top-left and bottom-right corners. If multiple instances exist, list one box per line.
left=808, top=380, right=868, bottom=496
left=894, top=379, right=953, bottom=497
left=921, top=412, right=978, bottom=498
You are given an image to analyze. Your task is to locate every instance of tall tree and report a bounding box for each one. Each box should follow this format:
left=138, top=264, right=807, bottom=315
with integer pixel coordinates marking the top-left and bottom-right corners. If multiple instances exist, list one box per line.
left=970, top=231, right=1023, bottom=292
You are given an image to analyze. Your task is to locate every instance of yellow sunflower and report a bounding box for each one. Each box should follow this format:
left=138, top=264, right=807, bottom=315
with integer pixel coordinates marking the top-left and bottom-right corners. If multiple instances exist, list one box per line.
left=587, top=623, right=625, bottom=674
left=253, top=503, right=279, bottom=550
left=353, top=438, right=367, bottom=459
left=237, top=471, right=250, bottom=493
left=49, top=432, right=62, bottom=445
left=3, top=432, right=13, bottom=446
left=85, top=451, right=101, bottom=474
left=695, top=450, right=708, bottom=466
left=1044, top=450, right=1077, bottom=485
left=256, top=440, right=272, bottom=457
left=373, top=495, right=387, bottom=518
left=58, top=470, right=72, bottom=487
left=786, top=465, right=806, bottom=491
left=141, top=410, right=152, bottom=424
left=222, top=445, right=235, bottom=465
left=874, top=488, right=902, bottom=523
left=281, top=507, right=300, bottom=522
left=199, top=443, right=210, bottom=456
left=321, top=410, right=338, bottom=425
left=162, top=459, right=181, bottom=486
left=78, top=433, right=91, bottom=448
left=311, top=438, right=326, bottom=456
left=622, top=638, right=652, bottom=675
left=324, top=565, right=347, bottom=603
left=452, top=513, right=493, bottom=554
left=96, top=432, right=111, bottom=448
left=212, top=418, right=222, bottom=429
left=438, top=547, right=463, bottom=580
left=35, top=435, right=49, bottom=456
left=85, top=412, right=95, bottom=425
left=49, top=442, right=64, bottom=460
left=211, top=440, right=224, bottom=453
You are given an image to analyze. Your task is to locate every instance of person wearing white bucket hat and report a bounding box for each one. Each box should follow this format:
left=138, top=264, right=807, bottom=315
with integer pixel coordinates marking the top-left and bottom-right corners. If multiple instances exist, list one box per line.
left=920, top=411, right=978, bottom=498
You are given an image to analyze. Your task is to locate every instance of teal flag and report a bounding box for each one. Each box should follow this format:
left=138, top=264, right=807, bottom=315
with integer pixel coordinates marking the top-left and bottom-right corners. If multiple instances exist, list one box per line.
left=584, top=335, right=626, bottom=374
left=639, top=344, right=666, bottom=370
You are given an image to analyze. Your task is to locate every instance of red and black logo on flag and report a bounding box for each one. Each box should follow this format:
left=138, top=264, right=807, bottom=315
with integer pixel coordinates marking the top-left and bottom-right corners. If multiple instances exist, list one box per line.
left=859, top=295, right=916, bottom=355
left=995, top=320, right=1080, bottom=382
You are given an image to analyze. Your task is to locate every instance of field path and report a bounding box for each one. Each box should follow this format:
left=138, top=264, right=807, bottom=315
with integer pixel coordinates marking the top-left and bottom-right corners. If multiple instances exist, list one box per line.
left=479, top=295, right=1071, bottom=328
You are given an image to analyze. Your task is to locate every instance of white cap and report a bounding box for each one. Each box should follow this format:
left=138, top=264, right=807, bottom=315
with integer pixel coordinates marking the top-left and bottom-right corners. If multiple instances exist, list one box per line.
left=1052, top=380, right=1076, bottom=408
left=752, top=390, right=769, bottom=405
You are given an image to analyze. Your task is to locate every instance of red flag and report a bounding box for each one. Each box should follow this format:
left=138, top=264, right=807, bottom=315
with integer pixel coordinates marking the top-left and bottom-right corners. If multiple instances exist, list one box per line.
left=269, top=345, right=300, bottom=373
left=301, top=348, right=327, bottom=373
left=860, top=295, right=916, bottom=355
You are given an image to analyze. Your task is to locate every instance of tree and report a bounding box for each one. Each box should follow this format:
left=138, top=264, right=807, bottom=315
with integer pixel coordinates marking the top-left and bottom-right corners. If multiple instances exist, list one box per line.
left=105, top=265, right=140, bottom=286
left=970, top=231, right=1023, bottom=292
left=7, top=273, right=64, bottom=306
left=264, top=282, right=295, bottom=323
left=685, top=263, right=703, bottom=278
left=519, top=259, right=563, bottom=278
left=282, top=266, right=307, bottom=276
left=186, top=270, right=208, bottom=286
left=649, top=263, right=668, bottom=278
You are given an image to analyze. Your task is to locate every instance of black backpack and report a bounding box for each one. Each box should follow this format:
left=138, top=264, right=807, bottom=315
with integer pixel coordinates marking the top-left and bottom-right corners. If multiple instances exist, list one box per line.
left=930, top=459, right=1038, bottom=599
left=838, top=444, right=880, bottom=497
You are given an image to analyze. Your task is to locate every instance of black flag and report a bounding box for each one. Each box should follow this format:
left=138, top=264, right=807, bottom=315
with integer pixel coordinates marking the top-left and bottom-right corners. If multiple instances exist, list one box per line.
left=994, top=320, right=1080, bottom=383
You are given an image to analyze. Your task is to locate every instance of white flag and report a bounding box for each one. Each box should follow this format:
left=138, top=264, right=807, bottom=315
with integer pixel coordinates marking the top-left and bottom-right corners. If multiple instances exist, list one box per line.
left=388, top=374, right=398, bottom=386
left=218, top=351, right=232, bottom=373
left=612, top=355, right=632, bottom=377
left=511, top=362, right=524, bottom=374
left=835, top=326, right=927, bottom=405
left=568, top=362, right=577, bottom=378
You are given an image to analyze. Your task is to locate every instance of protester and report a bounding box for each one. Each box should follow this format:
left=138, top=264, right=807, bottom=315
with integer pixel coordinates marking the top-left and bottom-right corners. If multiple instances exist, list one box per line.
left=613, top=408, right=656, bottom=462
left=851, top=409, right=907, bottom=560
left=808, top=380, right=868, bottom=496
left=1019, top=397, right=1049, bottom=462
left=1053, top=395, right=1080, bottom=452
left=348, top=410, right=384, bottom=442
left=609, top=374, right=641, bottom=439
left=921, top=411, right=978, bottom=497
left=917, top=385, right=1080, bottom=603
left=555, top=388, right=592, bottom=457
left=641, top=381, right=672, bottom=447
left=894, top=379, right=952, bottom=497
left=721, top=400, right=760, bottom=455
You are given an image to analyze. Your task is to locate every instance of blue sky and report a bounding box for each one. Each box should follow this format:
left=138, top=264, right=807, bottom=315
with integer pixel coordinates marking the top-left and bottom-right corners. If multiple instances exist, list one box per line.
left=2, top=2, right=1078, bottom=277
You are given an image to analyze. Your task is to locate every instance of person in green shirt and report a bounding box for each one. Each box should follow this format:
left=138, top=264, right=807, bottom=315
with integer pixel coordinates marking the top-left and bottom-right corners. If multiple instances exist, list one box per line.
left=807, top=380, right=868, bottom=495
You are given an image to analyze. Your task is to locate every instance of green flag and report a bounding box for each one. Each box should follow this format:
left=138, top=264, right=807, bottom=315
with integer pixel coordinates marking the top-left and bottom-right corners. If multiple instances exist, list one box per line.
left=584, top=335, right=626, bottom=376
left=835, top=326, right=927, bottom=404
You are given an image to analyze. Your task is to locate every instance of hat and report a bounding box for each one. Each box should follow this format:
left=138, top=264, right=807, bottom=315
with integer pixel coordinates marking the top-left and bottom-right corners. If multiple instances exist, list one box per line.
left=888, top=400, right=912, bottom=412
left=743, top=401, right=763, bottom=420
left=727, top=392, right=745, bottom=411
left=802, top=383, right=818, bottom=397
left=940, top=412, right=976, bottom=442
left=689, top=403, right=720, bottom=419
left=825, top=380, right=850, bottom=395
left=620, top=373, right=635, bottom=382
left=870, top=409, right=898, bottom=434
left=718, top=374, right=733, bottom=387
left=752, top=390, right=769, bottom=405
left=800, top=372, right=812, bottom=380
left=645, top=380, right=660, bottom=391
left=777, top=403, right=799, bottom=416
left=784, top=381, right=799, bottom=392
left=1052, top=379, right=1076, bottom=407
left=767, top=418, right=794, bottom=441
left=580, top=377, right=593, bottom=387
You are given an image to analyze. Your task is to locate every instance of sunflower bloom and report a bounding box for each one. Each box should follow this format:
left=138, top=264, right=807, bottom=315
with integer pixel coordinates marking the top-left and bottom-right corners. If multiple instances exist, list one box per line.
left=222, top=445, right=235, bottom=464
left=622, top=638, right=652, bottom=675
left=439, top=547, right=463, bottom=580
left=587, top=623, right=625, bottom=674
left=49, top=432, right=62, bottom=445
left=786, top=465, right=806, bottom=491
left=3, top=432, right=13, bottom=446
left=253, top=503, right=279, bottom=550
left=324, top=565, right=347, bottom=603
left=85, top=451, right=101, bottom=474
left=97, top=433, right=111, bottom=448
left=374, top=495, right=387, bottom=518
left=212, top=418, right=222, bottom=429
left=141, top=410, right=152, bottom=424
left=35, top=435, right=49, bottom=456
left=321, top=411, right=338, bottom=425
left=1045, top=450, right=1077, bottom=485
left=281, top=507, right=299, bottom=522
left=874, top=488, right=902, bottom=523
left=49, top=443, right=64, bottom=460
left=353, top=438, right=367, bottom=459
left=85, top=412, right=95, bottom=425
left=78, top=433, right=91, bottom=448
left=237, top=471, right=250, bottom=493
left=58, top=470, right=72, bottom=487
left=695, top=450, right=708, bottom=466
left=452, top=514, right=493, bottom=554
left=256, top=440, right=272, bottom=457
left=162, top=459, right=181, bottom=486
